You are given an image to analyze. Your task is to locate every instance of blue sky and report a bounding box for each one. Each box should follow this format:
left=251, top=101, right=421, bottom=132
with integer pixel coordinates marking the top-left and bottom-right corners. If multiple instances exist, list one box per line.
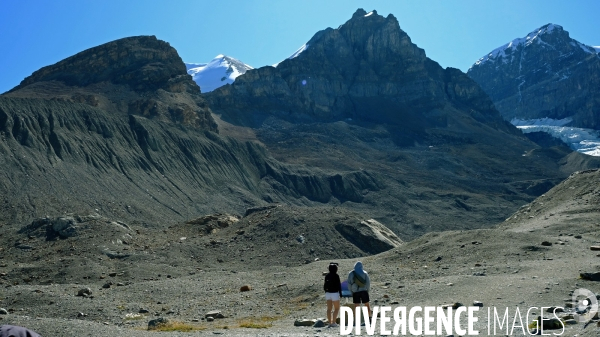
left=1, top=0, right=598, bottom=93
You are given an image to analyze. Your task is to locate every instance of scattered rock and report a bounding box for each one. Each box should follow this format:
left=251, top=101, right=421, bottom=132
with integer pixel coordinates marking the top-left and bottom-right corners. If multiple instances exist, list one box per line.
left=77, top=312, right=86, bottom=318
left=240, top=285, right=251, bottom=292
left=294, top=319, right=316, bottom=327
left=139, top=309, right=150, bottom=314
left=108, top=272, right=117, bottom=277
left=535, top=316, right=563, bottom=330
left=236, top=230, right=245, bottom=235
left=0, top=308, right=7, bottom=315
left=77, top=288, right=92, bottom=297
left=103, top=250, right=130, bottom=259
left=102, top=282, right=112, bottom=289
left=541, top=241, right=552, bottom=246
left=205, top=310, right=224, bottom=319
left=313, top=319, right=326, bottom=328
left=148, top=317, right=169, bottom=330
left=546, top=306, right=564, bottom=313
left=574, top=235, right=582, bottom=239
left=590, top=246, right=600, bottom=251
left=296, top=235, right=305, bottom=243
left=206, top=316, right=214, bottom=322
left=473, top=272, right=486, bottom=276
left=473, top=301, right=483, bottom=307
left=564, top=319, right=577, bottom=325
left=244, top=205, right=278, bottom=217
left=116, top=283, right=125, bottom=286
left=580, top=272, right=600, bottom=281
left=434, top=256, right=442, bottom=262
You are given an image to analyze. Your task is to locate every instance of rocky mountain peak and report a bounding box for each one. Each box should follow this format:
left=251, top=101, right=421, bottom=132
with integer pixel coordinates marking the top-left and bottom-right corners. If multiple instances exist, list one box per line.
left=208, top=8, right=499, bottom=129
left=467, top=23, right=600, bottom=128
left=10, top=36, right=194, bottom=93
left=5, top=36, right=217, bottom=130
left=186, top=55, right=253, bottom=93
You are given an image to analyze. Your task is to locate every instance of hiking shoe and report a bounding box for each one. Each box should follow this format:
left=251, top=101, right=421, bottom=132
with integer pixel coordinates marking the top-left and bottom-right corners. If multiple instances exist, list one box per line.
left=329, top=323, right=339, bottom=328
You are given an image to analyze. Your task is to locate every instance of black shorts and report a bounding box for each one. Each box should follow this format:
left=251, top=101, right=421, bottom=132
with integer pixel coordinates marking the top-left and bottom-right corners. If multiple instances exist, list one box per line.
left=352, top=291, right=369, bottom=304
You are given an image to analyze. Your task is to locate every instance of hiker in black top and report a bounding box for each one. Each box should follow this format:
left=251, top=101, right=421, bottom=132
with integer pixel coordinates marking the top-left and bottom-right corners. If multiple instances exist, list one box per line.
left=323, top=263, right=342, bottom=328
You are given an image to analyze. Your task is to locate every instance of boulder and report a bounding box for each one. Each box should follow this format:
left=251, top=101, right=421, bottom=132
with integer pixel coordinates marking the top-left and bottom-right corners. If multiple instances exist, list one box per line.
left=51, top=217, right=79, bottom=238
left=205, top=310, right=224, bottom=319
left=335, top=219, right=403, bottom=254
left=148, top=317, right=169, bottom=330
left=580, top=272, right=600, bottom=281
left=77, top=288, right=92, bottom=297
left=313, top=319, right=326, bottom=328
left=294, top=319, right=316, bottom=327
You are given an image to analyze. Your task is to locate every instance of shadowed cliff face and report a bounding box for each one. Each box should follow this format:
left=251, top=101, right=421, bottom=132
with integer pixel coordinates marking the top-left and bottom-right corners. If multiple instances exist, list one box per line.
left=467, top=24, right=600, bottom=129
left=206, top=9, right=506, bottom=132
left=0, top=36, right=381, bottom=228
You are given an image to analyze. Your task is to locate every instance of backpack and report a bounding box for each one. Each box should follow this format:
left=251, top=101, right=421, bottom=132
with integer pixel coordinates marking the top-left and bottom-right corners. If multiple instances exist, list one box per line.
left=352, top=271, right=366, bottom=288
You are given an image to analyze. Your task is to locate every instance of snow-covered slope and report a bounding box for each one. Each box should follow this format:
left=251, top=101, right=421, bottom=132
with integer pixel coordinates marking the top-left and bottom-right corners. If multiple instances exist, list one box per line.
left=272, top=43, right=309, bottom=67
left=186, top=55, right=253, bottom=93
left=512, top=118, right=600, bottom=156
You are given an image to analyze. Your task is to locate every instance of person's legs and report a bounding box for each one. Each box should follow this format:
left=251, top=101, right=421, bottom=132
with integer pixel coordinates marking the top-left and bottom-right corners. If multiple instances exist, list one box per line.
left=332, top=300, right=340, bottom=324
left=326, top=299, right=333, bottom=323
left=352, top=291, right=361, bottom=321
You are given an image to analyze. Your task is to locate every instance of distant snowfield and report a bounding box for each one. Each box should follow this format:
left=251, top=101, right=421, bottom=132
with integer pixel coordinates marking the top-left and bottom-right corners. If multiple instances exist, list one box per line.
left=512, top=117, right=600, bottom=156
left=185, top=55, right=253, bottom=93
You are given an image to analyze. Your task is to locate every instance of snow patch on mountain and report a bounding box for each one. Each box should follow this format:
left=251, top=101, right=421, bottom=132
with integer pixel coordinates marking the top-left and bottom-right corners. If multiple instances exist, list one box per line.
left=186, top=55, right=253, bottom=93
left=512, top=117, right=600, bottom=156
left=472, top=24, right=562, bottom=67
left=471, top=23, right=599, bottom=68
left=273, top=43, right=309, bottom=67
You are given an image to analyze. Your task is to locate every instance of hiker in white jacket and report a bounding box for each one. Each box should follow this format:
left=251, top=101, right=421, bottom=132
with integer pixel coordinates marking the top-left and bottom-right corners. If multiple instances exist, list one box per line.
left=348, top=261, right=371, bottom=319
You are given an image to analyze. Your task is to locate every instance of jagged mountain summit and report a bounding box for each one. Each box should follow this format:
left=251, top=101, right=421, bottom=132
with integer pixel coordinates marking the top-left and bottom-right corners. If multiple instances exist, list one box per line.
left=207, top=8, right=507, bottom=129
left=205, top=9, right=600, bottom=237
left=186, top=55, right=253, bottom=93
left=467, top=24, right=600, bottom=129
